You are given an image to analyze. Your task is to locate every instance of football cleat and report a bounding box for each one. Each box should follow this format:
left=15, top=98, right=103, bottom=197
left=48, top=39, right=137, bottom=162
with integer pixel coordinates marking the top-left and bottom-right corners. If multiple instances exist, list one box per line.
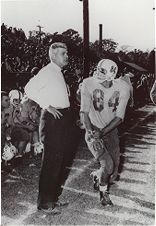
left=100, top=191, right=113, bottom=206
left=90, top=171, right=100, bottom=191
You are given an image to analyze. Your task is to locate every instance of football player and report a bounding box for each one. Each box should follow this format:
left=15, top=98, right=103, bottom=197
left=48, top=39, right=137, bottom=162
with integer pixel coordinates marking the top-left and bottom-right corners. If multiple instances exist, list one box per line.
left=7, top=90, right=30, bottom=158
left=20, top=96, right=43, bottom=155
left=80, top=59, right=130, bottom=206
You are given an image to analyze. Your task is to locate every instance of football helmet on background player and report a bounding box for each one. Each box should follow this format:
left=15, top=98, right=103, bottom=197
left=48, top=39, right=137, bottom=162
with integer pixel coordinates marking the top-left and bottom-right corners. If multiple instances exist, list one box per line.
left=2, top=142, right=18, bottom=162
left=9, top=89, right=23, bottom=107
left=33, top=142, right=44, bottom=155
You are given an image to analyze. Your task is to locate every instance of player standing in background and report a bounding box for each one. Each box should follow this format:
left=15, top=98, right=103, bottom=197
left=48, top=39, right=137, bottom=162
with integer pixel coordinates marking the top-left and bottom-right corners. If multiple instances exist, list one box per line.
left=80, top=59, right=130, bottom=206
left=8, top=89, right=30, bottom=159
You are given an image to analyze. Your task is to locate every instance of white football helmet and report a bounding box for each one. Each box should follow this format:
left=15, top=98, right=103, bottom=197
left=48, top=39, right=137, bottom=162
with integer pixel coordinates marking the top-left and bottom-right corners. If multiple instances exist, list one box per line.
left=33, top=142, right=44, bottom=155
left=2, top=142, right=18, bottom=161
left=9, top=89, right=23, bottom=107
left=94, top=59, right=118, bottom=83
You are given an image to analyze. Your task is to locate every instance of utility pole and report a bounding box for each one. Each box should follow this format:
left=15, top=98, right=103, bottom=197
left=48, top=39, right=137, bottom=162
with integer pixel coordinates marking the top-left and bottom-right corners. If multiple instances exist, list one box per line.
left=79, top=0, right=90, bottom=78
left=36, top=25, right=44, bottom=43
left=99, top=24, right=103, bottom=55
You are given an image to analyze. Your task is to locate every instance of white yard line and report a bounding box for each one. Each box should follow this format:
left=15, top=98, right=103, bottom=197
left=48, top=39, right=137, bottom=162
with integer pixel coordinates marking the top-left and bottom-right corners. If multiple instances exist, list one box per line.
left=65, top=106, right=155, bottom=187
left=62, top=185, right=154, bottom=216
left=64, top=159, right=95, bottom=185
left=2, top=106, right=155, bottom=225
left=2, top=202, right=37, bottom=226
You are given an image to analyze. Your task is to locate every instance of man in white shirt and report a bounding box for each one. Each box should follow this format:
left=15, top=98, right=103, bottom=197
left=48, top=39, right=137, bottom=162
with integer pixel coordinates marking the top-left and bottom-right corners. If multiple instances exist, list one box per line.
left=25, top=42, right=71, bottom=213
left=80, top=59, right=130, bottom=206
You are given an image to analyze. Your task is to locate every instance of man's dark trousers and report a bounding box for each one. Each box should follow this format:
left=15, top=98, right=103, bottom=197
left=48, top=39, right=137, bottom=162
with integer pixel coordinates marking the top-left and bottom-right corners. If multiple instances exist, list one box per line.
left=38, top=108, right=71, bottom=208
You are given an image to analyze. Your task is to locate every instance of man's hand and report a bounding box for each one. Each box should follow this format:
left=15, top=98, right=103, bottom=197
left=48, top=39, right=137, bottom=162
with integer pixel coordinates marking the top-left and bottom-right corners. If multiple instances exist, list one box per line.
left=26, top=123, right=36, bottom=131
left=101, top=117, right=122, bottom=138
left=86, top=130, right=104, bottom=152
left=93, top=130, right=101, bottom=139
left=47, top=106, right=63, bottom=119
left=129, top=99, right=134, bottom=108
left=101, top=128, right=107, bottom=137
left=92, top=138, right=104, bottom=152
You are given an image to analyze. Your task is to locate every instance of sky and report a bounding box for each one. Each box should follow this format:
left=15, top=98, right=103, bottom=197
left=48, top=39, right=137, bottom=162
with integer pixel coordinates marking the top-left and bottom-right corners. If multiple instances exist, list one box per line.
left=1, top=0, right=155, bottom=51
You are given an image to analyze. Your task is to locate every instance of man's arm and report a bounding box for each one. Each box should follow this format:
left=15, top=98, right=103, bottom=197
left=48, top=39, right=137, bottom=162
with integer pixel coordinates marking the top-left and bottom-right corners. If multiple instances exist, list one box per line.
left=80, top=80, right=93, bottom=132
left=25, top=70, right=62, bottom=119
left=101, top=116, right=122, bottom=136
left=80, top=112, right=92, bottom=132
left=46, top=106, right=62, bottom=119
left=24, top=74, right=44, bottom=103
left=80, top=85, right=101, bottom=138
left=102, top=83, right=130, bottom=136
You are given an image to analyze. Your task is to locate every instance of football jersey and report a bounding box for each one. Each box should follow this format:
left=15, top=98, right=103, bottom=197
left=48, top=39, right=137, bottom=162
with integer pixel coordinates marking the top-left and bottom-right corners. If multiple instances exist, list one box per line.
left=80, top=77, right=130, bottom=129
left=20, top=98, right=40, bottom=125
left=6, top=99, right=40, bottom=128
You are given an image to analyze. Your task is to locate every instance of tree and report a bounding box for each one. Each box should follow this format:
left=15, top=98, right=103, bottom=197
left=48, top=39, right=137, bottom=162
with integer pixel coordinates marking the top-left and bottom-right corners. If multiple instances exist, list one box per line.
left=61, top=29, right=83, bottom=56
left=91, top=39, right=118, bottom=55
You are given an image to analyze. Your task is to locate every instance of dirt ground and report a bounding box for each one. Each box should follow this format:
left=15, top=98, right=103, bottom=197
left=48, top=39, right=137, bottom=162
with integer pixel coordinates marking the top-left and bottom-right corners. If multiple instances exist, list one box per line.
left=1, top=104, right=155, bottom=225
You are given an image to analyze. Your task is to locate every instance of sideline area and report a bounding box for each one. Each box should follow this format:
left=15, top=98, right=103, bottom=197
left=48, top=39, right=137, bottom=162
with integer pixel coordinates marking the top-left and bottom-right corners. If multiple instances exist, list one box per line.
left=1, top=104, right=155, bottom=225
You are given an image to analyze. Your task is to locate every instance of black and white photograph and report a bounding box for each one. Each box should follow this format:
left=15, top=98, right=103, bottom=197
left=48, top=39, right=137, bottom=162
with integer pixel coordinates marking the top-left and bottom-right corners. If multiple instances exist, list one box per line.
left=1, top=0, right=155, bottom=225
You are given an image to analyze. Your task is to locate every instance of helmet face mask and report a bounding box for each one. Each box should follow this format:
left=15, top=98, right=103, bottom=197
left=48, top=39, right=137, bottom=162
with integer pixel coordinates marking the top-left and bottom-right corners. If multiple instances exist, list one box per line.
left=13, top=98, right=20, bottom=107
left=94, top=59, right=118, bottom=83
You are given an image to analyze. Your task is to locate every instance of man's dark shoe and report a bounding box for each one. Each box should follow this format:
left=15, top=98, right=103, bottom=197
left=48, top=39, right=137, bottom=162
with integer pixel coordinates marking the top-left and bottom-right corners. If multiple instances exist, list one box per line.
left=90, top=172, right=99, bottom=191
left=100, top=191, right=113, bottom=206
left=38, top=206, right=61, bottom=214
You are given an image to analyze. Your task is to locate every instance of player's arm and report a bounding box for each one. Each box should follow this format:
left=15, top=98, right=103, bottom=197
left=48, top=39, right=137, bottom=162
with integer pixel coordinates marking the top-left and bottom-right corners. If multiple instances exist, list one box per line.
left=80, top=80, right=92, bottom=132
left=80, top=111, right=92, bottom=132
left=80, top=80, right=100, bottom=138
left=13, top=106, right=36, bottom=131
left=102, top=86, right=130, bottom=137
left=101, top=116, right=122, bottom=136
